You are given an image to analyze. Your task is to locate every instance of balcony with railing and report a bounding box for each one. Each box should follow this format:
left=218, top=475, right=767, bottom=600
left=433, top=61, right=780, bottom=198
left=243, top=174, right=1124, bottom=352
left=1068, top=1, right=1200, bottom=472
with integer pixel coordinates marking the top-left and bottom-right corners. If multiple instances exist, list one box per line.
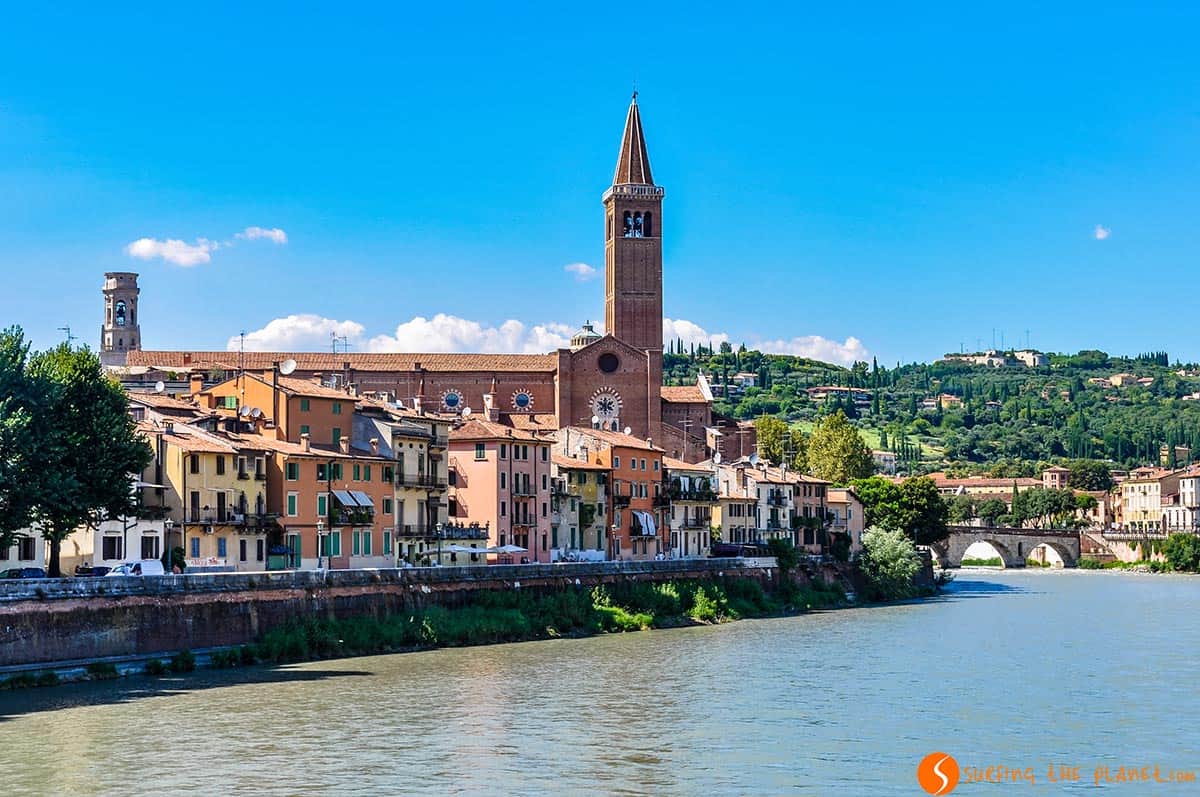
left=430, top=433, right=449, bottom=449
left=612, top=494, right=631, bottom=508
left=396, top=522, right=490, bottom=541
left=680, top=515, right=711, bottom=530
left=767, top=493, right=787, bottom=507
left=395, top=473, right=448, bottom=490
left=510, top=484, right=538, bottom=497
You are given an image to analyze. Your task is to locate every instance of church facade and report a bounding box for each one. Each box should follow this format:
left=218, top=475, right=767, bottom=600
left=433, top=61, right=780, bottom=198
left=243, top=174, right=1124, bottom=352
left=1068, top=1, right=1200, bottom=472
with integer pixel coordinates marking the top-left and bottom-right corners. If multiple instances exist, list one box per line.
left=117, top=95, right=746, bottom=462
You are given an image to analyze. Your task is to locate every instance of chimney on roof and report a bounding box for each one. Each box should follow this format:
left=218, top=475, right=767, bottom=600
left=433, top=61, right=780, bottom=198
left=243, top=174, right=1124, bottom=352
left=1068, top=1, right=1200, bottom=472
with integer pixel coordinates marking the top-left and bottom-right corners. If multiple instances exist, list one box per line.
left=300, top=433, right=310, bottom=452
left=189, top=373, right=203, bottom=395
left=339, top=435, right=350, bottom=454
left=370, top=438, right=379, bottom=455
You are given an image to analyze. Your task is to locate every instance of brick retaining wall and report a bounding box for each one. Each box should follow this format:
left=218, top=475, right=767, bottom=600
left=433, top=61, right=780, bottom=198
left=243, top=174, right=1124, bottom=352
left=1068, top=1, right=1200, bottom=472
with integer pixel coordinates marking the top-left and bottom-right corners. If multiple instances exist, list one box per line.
left=0, top=559, right=783, bottom=668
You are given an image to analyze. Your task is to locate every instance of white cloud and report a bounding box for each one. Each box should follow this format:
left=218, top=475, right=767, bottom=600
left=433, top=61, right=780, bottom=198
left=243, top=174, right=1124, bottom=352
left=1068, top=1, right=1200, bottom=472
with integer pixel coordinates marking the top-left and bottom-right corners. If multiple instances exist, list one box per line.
left=1094, top=224, right=1110, bottom=240
left=235, top=312, right=867, bottom=367
left=563, top=262, right=598, bottom=281
left=663, top=318, right=730, bottom=349
left=664, top=317, right=867, bottom=365
left=125, top=237, right=218, bottom=267
left=125, top=225, right=287, bottom=267
left=237, top=226, right=289, bottom=245
left=229, top=314, right=366, bottom=352
left=750, top=335, right=870, bottom=366
left=367, top=314, right=574, bottom=354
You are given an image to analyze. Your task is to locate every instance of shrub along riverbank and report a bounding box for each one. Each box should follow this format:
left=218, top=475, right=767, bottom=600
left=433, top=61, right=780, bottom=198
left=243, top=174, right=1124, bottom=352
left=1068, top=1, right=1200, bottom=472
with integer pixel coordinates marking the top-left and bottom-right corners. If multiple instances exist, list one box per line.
left=251, top=577, right=846, bottom=665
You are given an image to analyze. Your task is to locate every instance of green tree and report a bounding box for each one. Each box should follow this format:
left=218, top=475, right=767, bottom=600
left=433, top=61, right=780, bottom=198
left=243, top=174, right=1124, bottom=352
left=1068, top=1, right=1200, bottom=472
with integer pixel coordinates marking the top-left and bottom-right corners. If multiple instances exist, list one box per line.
left=977, top=498, right=1007, bottom=526
left=898, top=477, right=950, bottom=544
left=29, top=344, right=153, bottom=577
left=0, top=328, right=44, bottom=552
left=1066, top=459, right=1113, bottom=491
left=860, top=527, right=922, bottom=600
left=947, top=494, right=976, bottom=523
left=850, top=476, right=949, bottom=545
left=1162, top=533, right=1200, bottom=572
left=808, top=410, right=873, bottom=484
left=753, top=415, right=807, bottom=469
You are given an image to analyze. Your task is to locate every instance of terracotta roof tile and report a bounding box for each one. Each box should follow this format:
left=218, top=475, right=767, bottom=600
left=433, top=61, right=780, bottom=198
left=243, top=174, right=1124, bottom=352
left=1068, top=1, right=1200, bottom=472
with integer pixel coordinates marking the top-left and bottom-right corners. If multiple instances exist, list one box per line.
left=450, top=419, right=545, bottom=443
left=127, top=350, right=557, bottom=373
left=660, top=385, right=707, bottom=403
left=566, top=426, right=663, bottom=452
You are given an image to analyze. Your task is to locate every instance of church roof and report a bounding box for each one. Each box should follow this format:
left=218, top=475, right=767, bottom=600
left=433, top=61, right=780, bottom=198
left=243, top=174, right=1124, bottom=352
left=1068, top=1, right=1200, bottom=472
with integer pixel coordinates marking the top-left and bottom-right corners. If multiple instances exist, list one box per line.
left=613, top=93, right=654, bottom=186
left=661, top=385, right=707, bottom=403
left=127, top=351, right=557, bottom=373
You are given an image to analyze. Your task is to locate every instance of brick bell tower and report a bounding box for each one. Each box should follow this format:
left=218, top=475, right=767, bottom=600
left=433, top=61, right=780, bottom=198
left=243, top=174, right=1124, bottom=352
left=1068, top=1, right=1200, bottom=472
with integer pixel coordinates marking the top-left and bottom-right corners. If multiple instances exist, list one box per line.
left=604, top=92, right=664, bottom=422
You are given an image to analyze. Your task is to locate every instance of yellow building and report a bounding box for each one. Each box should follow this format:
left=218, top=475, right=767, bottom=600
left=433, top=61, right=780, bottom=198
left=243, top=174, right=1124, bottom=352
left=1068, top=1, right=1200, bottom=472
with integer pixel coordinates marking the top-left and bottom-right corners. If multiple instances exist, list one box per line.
left=161, top=423, right=270, bottom=571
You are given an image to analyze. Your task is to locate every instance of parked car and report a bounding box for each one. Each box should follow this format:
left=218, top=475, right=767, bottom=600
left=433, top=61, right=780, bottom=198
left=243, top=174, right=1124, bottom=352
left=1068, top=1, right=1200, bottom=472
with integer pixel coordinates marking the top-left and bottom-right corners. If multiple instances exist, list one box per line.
left=74, top=565, right=112, bottom=577
left=105, top=559, right=166, bottom=577
left=1, top=567, right=48, bottom=579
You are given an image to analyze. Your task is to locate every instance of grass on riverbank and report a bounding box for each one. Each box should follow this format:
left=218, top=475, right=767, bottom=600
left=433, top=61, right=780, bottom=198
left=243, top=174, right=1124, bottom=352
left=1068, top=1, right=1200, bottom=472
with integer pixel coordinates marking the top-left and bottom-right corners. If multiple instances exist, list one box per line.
left=961, top=557, right=1003, bottom=567
left=248, top=577, right=847, bottom=665
left=1078, top=557, right=1172, bottom=573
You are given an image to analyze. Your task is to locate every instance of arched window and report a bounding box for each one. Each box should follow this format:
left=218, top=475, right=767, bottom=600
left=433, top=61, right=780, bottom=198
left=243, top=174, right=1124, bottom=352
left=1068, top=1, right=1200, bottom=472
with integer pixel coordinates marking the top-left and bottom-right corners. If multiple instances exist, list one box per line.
left=623, top=211, right=632, bottom=237
left=643, top=212, right=653, bottom=237
left=632, top=212, right=643, bottom=237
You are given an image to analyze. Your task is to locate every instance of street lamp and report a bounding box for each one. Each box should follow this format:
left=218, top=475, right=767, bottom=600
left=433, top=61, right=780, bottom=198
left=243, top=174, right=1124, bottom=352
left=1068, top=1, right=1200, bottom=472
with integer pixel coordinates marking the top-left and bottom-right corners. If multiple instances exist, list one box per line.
left=164, top=519, right=175, bottom=571
left=436, top=521, right=444, bottom=566
left=316, top=520, right=325, bottom=570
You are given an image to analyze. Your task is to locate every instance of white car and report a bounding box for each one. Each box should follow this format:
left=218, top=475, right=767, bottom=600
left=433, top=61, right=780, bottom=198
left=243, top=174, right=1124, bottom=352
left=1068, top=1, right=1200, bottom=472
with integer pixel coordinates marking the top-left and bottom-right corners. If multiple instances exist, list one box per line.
left=105, top=559, right=166, bottom=577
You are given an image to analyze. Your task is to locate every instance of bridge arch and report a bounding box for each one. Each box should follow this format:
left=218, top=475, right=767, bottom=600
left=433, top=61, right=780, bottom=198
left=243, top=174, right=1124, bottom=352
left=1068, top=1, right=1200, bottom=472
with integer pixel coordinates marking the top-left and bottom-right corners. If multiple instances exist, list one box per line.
left=1026, top=541, right=1077, bottom=568
left=957, top=539, right=1017, bottom=567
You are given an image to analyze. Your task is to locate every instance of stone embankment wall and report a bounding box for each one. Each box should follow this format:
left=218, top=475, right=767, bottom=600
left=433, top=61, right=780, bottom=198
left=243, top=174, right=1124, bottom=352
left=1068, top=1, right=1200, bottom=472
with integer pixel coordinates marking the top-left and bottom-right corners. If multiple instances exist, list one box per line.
left=0, top=559, right=816, bottom=668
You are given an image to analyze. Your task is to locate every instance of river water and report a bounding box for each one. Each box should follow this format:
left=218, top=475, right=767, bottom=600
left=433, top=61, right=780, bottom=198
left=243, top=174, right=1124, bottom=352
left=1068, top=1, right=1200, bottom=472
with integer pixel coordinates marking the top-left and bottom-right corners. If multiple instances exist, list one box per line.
left=2, top=571, right=1198, bottom=796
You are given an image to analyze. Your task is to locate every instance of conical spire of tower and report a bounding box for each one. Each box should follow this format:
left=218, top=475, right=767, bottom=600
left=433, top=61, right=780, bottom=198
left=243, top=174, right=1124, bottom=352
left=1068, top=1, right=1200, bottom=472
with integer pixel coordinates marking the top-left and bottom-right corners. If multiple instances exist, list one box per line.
left=612, top=92, right=654, bottom=186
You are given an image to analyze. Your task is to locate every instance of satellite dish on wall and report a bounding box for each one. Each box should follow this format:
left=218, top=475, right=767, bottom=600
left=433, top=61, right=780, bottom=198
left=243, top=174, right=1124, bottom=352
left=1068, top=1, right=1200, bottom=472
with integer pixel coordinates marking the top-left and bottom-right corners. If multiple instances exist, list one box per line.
left=591, top=415, right=600, bottom=426
left=239, top=406, right=252, bottom=417
left=713, top=452, right=722, bottom=465
left=462, top=406, right=473, bottom=417
left=279, top=358, right=298, bottom=375
left=623, top=426, right=632, bottom=436
left=748, top=453, right=760, bottom=466
left=250, top=407, right=263, bottom=419
left=154, top=380, right=165, bottom=393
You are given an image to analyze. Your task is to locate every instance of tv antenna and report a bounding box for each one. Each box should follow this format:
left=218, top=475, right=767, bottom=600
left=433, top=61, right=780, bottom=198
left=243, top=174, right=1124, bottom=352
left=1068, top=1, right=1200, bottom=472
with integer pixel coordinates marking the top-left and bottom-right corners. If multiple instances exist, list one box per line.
left=331, top=333, right=350, bottom=354
left=58, top=326, right=76, bottom=346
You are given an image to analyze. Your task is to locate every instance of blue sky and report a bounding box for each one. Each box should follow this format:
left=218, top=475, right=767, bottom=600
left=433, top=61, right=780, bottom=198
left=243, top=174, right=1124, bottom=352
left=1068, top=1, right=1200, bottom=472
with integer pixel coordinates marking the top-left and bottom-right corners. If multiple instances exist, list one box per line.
left=3, top=3, right=1198, bottom=366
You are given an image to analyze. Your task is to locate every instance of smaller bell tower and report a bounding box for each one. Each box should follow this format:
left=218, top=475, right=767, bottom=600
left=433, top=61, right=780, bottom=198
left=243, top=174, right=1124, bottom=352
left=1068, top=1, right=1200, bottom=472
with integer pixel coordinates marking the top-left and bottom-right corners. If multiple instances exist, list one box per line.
left=101, top=272, right=141, bottom=365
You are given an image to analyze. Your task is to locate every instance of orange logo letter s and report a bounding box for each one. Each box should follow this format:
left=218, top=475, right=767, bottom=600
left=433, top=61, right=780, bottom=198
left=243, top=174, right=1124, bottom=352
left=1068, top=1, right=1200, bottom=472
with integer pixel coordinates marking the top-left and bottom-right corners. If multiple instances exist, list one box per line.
left=917, top=752, right=960, bottom=795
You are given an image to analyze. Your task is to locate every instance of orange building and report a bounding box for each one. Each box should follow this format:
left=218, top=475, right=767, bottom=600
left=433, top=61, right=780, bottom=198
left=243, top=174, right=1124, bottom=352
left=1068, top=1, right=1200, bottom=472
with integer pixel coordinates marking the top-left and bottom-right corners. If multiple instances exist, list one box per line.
left=563, top=427, right=666, bottom=560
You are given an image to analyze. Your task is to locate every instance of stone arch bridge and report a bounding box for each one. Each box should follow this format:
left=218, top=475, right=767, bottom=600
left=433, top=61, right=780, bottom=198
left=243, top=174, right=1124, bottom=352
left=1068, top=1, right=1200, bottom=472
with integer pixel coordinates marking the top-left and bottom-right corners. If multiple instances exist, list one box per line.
left=931, top=526, right=1080, bottom=568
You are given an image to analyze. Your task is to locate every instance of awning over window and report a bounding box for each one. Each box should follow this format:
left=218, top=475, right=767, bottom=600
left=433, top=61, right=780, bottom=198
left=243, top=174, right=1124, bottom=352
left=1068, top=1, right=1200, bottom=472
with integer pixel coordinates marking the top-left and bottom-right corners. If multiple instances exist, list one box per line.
left=350, top=491, right=374, bottom=508
left=332, top=489, right=359, bottom=507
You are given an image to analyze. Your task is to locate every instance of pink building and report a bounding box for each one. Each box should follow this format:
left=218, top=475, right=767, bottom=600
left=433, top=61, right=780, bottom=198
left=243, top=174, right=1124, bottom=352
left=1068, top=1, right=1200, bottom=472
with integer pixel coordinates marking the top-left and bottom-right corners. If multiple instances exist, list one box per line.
left=448, top=420, right=553, bottom=563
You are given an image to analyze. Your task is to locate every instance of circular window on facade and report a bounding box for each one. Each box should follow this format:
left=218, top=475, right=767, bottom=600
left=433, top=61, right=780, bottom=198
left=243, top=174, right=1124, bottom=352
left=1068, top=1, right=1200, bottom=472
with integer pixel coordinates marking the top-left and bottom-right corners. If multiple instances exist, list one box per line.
left=441, top=389, right=463, bottom=411
left=598, top=352, right=620, bottom=373
left=511, top=390, right=534, bottom=410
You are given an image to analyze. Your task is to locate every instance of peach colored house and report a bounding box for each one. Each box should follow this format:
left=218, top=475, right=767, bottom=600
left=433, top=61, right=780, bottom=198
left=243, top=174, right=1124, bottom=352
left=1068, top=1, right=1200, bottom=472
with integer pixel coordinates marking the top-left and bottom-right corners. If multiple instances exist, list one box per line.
left=561, top=427, right=666, bottom=561
left=449, top=420, right=553, bottom=563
